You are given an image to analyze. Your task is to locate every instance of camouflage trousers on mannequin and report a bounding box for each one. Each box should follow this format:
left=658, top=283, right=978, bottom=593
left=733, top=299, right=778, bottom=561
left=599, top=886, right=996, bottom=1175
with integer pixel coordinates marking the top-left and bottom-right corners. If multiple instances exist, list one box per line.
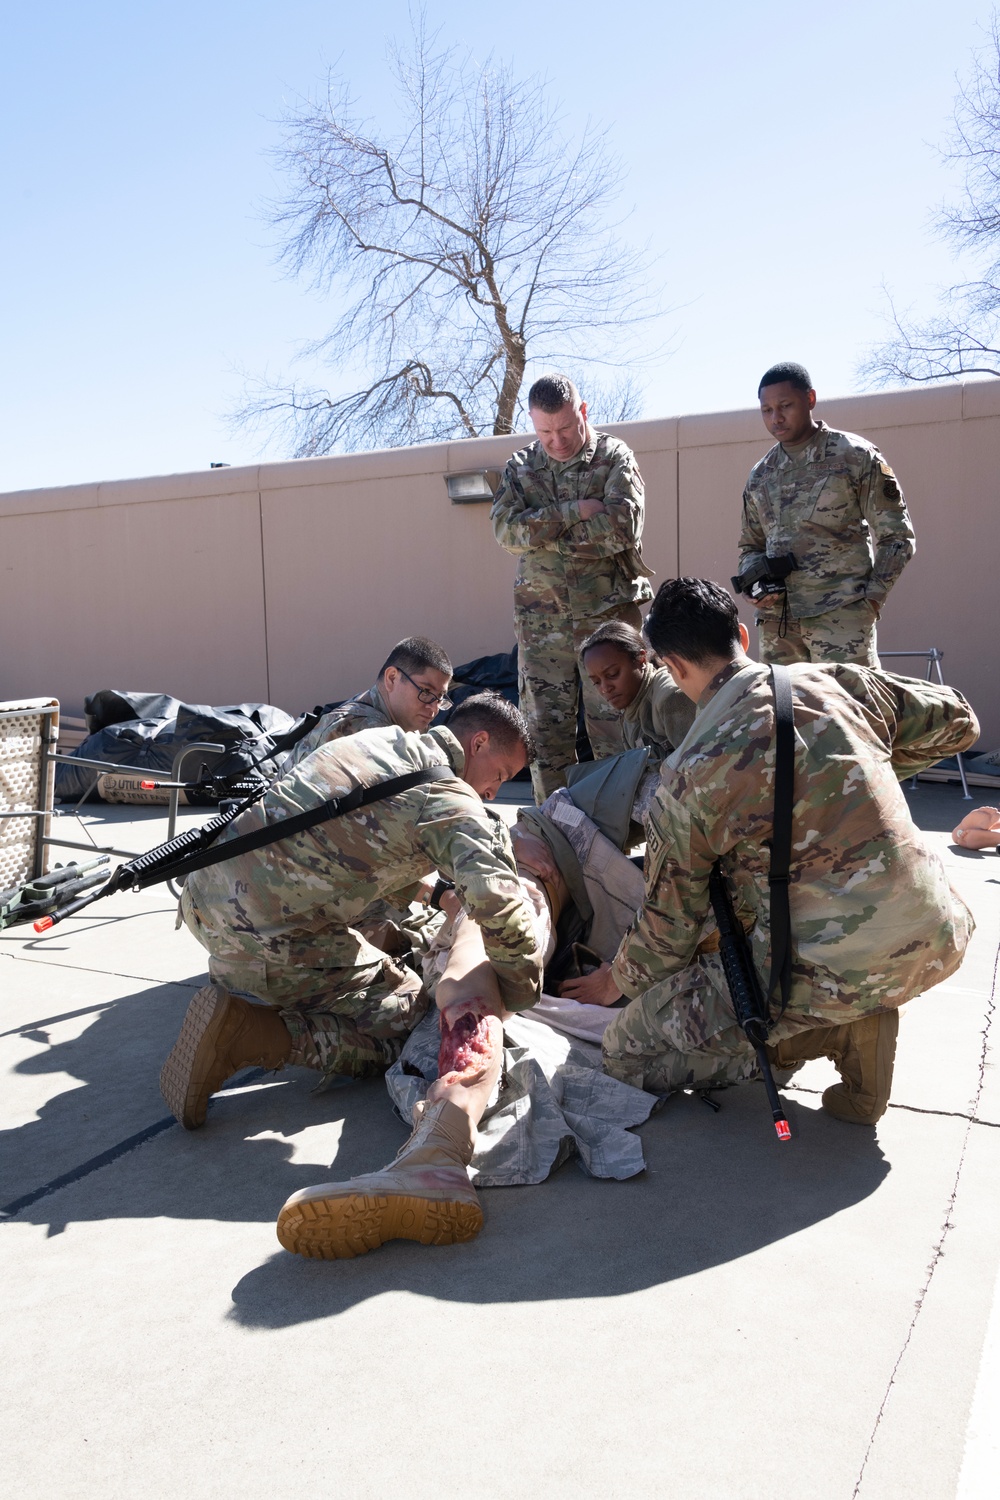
left=601, top=948, right=894, bottom=1097
left=517, top=602, right=643, bottom=802
left=757, top=598, right=880, bottom=668
left=181, top=892, right=429, bottom=1079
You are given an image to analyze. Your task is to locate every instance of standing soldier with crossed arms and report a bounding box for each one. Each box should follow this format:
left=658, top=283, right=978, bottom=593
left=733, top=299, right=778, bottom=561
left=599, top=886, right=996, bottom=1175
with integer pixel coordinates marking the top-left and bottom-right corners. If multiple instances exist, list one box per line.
left=491, top=373, right=654, bottom=803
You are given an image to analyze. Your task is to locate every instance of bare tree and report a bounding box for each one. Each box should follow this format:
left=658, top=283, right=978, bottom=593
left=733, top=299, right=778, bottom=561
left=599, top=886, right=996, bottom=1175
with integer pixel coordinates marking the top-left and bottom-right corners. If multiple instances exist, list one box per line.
left=863, top=15, right=1000, bottom=385
left=234, top=21, right=658, bottom=455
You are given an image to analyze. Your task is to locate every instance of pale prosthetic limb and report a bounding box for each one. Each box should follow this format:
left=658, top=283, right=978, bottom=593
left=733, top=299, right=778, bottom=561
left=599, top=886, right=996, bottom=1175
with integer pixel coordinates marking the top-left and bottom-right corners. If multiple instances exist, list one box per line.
left=276, top=911, right=506, bottom=1260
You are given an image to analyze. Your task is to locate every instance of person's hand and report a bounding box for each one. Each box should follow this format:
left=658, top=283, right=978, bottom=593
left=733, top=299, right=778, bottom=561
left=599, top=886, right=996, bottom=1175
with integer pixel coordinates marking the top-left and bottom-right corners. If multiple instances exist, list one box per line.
left=437, top=888, right=463, bottom=921
left=576, top=497, right=607, bottom=520
left=559, top=962, right=622, bottom=1006
left=953, top=807, right=1000, bottom=850
left=413, top=876, right=438, bottom=906
left=511, top=829, right=558, bottom=883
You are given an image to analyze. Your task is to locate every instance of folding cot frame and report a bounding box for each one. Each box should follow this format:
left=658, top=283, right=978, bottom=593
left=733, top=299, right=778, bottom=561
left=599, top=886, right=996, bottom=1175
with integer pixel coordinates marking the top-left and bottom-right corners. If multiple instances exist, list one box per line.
left=879, top=649, right=972, bottom=800
left=0, top=699, right=224, bottom=890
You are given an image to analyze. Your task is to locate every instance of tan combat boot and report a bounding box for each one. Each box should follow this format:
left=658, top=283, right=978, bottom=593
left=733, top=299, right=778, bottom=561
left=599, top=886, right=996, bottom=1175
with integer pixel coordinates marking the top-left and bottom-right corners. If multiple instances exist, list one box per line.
left=767, top=1011, right=899, bottom=1126
left=160, top=983, right=292, bottom=1130
left=821, top=1011, right=899, bottom=1126
left=276, top=1098, right=482, bottom=1259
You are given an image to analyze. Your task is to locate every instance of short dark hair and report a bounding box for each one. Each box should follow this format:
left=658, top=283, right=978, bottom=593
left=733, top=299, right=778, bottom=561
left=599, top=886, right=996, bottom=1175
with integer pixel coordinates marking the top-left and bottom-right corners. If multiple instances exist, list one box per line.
left=527, top=374, right=580, bottom=413
left=580, top=620, right=647, bottom=665
left=378, top=636, right=452, bottom=680
left=447, top=692, right=536, bottom=761
left=758, top=362, right=813, bottom=396
left=644, top=578, right=741, bottom=666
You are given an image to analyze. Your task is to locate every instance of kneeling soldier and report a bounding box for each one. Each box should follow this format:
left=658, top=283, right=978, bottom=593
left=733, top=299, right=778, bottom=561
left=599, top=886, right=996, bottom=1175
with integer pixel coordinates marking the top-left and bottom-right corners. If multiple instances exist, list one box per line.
left=577, top=578, right=978, bottom=1125
left=161, top=694, right=542, bottom=1129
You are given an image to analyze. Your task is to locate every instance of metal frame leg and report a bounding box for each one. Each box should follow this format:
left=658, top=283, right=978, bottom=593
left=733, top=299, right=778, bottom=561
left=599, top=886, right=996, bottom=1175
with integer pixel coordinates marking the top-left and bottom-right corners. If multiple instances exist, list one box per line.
left=880, top=648, right=973, bottom=800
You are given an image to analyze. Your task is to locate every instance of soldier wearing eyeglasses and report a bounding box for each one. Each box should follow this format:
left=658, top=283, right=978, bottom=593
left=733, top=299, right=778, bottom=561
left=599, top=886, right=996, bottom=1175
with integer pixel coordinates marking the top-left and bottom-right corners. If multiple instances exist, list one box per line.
left=285, top=637, right=453, bottom=769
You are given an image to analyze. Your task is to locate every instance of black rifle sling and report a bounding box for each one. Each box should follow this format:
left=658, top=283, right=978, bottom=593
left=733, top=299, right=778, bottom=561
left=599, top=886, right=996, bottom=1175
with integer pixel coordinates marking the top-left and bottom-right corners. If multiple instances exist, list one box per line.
left=767, top=663, right=795, bottom=1016
left=137, top=765, right=456, bottom=888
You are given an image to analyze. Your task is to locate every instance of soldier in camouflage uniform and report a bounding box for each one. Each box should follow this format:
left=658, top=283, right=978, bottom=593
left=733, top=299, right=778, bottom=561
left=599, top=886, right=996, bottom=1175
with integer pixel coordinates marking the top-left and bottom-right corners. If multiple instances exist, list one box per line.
left=159, top=694, right=542, bottom=1130
left=285, top=636, right=452, bottom=769
left=491, top=373, right=654, bottom=804
left=577, top=579, right=978, bottom=1126
left=580, top=620, right=696, bottom=767
left=737, top=362, right=915, bottom=667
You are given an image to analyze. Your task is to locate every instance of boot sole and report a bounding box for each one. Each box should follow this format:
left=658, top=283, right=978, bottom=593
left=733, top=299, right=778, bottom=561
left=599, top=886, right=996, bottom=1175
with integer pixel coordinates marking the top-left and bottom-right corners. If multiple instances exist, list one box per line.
left=276, top=1191, right=484, bottom=1259
left=159, top=985, right=232, bottom=1131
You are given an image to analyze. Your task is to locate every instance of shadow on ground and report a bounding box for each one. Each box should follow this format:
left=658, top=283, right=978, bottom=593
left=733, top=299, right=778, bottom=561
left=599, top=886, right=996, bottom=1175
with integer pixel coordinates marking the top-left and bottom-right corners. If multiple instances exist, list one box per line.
left=902, top=782, right=997, bottom=833
left=2, top=979, right=889, bottom=1311
left=227, top=1089, right=889, bottom=1322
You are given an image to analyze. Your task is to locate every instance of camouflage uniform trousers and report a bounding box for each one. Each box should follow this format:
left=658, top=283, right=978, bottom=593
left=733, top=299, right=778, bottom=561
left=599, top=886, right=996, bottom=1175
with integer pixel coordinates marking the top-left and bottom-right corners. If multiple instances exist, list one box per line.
left=757, top=598, right=880, bottom=668
left=184, top=899, right=430, bottom=1080
left=601, top=950, right=869, bottom=1094
left=356, top=899, right=446, bottom=967
left=518, top=602, right=643, bottom=803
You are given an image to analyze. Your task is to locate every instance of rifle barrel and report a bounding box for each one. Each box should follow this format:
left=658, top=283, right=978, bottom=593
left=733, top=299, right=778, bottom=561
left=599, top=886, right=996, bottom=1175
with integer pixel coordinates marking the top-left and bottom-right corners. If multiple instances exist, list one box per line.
left=708, top=861, right=792, bottom=1142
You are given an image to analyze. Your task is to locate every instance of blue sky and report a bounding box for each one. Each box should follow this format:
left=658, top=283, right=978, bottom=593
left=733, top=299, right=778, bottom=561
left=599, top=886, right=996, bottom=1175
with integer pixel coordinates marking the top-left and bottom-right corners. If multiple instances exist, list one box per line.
left=1, top=0, right=994, bottom=490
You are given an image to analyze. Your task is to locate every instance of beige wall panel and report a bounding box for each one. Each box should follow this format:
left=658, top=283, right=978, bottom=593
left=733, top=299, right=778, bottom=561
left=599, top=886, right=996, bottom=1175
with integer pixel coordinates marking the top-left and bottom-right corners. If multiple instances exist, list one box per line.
left=444, top=433, right=531, bottom=471
left=260, top=475, right=517, bottom=712
left=96, top=466, right=262, bottom=509
left=0, top=492, right=268, bottom=715
left=677, top=437, right=771, bottom=637
left=606, top=416, right=680, bottom=452
left=865, top=413, right=1000, bottom=744
left=680, top=408, right=764, bottom=448
left=962, top=380, right=1000, bottom=419
left=628, top=444, right=678, bottom=582
left=822, top=384, right=963, bottom=431
left=259, top=438, right=454, bottom=490
left=0, top=481, right=102, bottom=519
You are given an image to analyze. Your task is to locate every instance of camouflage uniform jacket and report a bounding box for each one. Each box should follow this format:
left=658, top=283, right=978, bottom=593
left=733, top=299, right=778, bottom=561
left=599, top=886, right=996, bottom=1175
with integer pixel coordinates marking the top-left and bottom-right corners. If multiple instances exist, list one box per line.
left=491, top=429, right=654, bottom=619
left=738, top=421, right=915, bottom=617
left=185, top=725, right=542, bottom=1012
left=621, top=665, right=697, bottom=763
left=611, top=659, right=977, bottom=1025
left=284, top=683, right=391, bottom=770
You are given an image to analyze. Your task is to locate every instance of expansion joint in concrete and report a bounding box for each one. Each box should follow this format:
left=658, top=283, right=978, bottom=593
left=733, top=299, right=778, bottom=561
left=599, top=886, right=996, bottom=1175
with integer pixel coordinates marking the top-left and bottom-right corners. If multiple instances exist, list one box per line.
left=851, top=939, right=1000, bottom=1496
left=0, top=948, right=206, bottom=991
left=785, top=1082, right=1000, bottom=1130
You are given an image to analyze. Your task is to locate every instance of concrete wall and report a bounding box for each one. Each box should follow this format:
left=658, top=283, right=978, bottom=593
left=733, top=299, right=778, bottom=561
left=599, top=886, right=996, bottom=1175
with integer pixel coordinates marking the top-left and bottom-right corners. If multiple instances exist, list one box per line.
left=2, top=382, right=997, bottom=744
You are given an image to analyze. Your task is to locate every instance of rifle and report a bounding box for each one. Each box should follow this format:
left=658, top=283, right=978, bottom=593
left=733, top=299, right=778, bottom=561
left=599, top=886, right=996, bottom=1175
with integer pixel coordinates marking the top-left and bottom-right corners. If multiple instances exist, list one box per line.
left=30, top=765, right=455, bottom=932
left=708, top=862, right=791, bottom=1142
left=26, top=709, right=327, bottom=932
left=9, top=707, right=344, bottom=935
left=0, top=857, right=111, bottom=931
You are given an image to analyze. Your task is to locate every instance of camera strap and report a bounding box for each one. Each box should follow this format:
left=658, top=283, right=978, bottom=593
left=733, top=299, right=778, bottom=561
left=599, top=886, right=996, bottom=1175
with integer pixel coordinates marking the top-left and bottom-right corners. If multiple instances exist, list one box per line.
left=767, top=664, right=795, bottom=1016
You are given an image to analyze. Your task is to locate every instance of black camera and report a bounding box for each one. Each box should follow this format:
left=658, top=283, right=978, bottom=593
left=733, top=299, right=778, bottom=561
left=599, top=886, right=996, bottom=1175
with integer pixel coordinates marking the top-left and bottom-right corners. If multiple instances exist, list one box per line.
left=732, top=553, right=797, bottom=601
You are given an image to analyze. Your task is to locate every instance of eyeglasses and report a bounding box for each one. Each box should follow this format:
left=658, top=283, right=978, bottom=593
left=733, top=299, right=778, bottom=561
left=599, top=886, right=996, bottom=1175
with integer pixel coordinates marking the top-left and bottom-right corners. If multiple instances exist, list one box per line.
left=397, top=668, right=452, bottom=710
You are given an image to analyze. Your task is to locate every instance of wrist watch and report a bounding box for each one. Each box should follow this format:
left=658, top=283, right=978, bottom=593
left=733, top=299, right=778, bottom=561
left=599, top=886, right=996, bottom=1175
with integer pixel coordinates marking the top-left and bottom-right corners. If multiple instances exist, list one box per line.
left=429, top=877, right=456, bottom=910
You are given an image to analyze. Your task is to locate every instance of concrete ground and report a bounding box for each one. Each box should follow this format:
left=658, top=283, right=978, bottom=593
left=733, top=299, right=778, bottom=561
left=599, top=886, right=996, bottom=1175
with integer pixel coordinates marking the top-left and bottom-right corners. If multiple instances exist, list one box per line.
left=1, top=783, right=999, bottom=1500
